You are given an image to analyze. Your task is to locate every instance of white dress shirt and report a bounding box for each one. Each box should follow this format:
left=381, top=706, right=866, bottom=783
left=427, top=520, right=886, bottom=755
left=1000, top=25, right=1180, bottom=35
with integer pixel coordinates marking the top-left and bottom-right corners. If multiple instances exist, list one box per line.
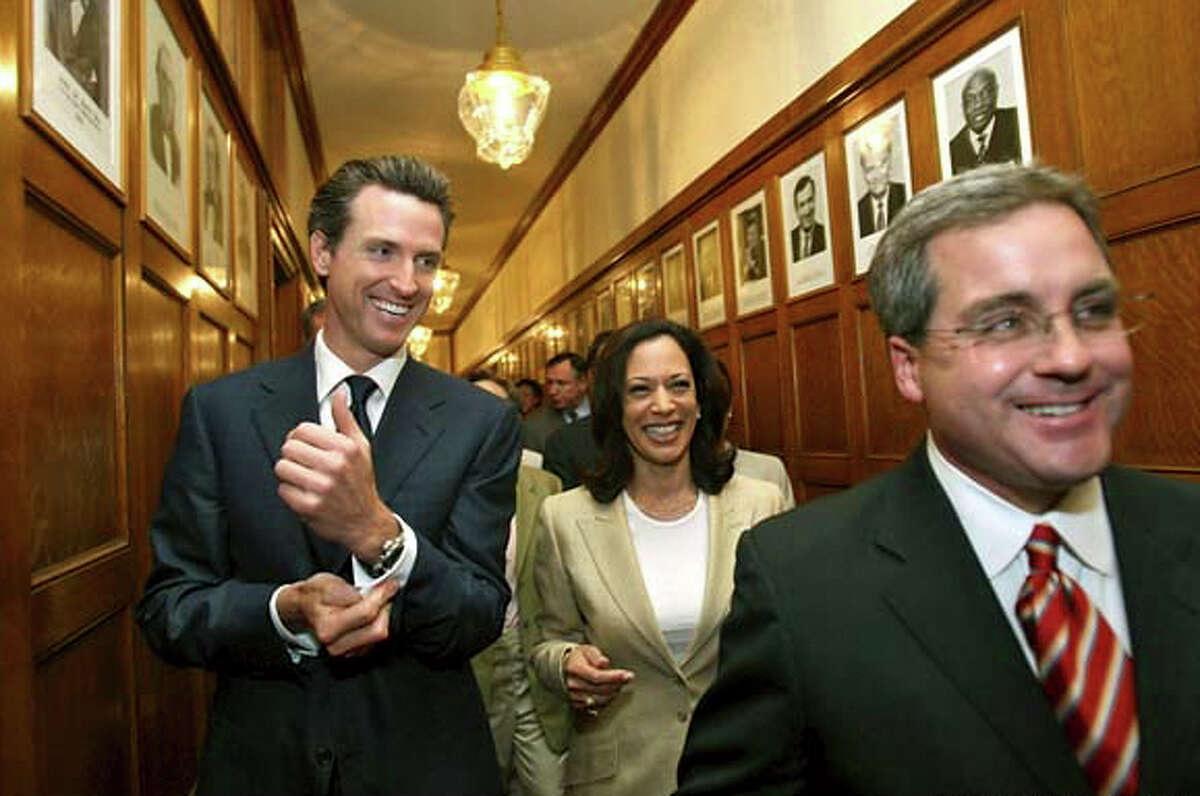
left=926, top=435, right=1132, bottom=672
left=268, top=330, right=420, bottom=658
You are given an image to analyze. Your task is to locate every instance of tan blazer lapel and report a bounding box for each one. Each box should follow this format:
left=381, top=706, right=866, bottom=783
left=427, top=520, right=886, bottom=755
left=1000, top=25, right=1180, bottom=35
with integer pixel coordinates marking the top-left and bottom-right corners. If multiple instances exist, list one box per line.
left=577, top=498, right=680, bottom=673
left=680, top=488, right=751, bottom=674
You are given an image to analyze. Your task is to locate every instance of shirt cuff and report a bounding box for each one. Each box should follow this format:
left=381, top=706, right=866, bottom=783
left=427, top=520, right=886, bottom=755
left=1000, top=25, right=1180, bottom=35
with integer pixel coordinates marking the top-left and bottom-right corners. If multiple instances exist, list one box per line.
left=351, top=513, right=418, bottom=594
left=269, top=584, right=321, bottom=663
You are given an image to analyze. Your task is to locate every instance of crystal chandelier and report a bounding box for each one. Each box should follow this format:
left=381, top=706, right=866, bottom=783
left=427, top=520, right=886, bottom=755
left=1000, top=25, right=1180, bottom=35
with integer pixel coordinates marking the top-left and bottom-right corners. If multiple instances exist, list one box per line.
left=430, top=268, right=461, bottom=314
left=458, top=0, right=550, bottom=170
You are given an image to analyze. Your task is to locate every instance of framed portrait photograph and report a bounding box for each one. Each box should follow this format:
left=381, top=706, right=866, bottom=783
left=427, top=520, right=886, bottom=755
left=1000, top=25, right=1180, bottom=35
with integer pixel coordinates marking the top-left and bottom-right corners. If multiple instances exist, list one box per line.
left=142, top=0, right=191, bottom=253
left=844, top=98, right=912, bottom=276
left=779, top=151, right=836, bottom=298
left=28, top=0, right=124, bottom=192
left=661, top=242, right=688, bottom=325
left=578, top=300, right=595, bottom=352
left=932, top=26, right=1033, bottom=179
left=615, top=273, right=636, bottom=327
left=198, top=88, right=229, bottom=291
left=635, top=259, right=661, bottom=320
left=232, top=155, right=258, bottom=316
left=595, top=285, right=615, bottom=332
left=731, top=190, right=774, bottom=316
left=692, top=219, right=726, bottom=329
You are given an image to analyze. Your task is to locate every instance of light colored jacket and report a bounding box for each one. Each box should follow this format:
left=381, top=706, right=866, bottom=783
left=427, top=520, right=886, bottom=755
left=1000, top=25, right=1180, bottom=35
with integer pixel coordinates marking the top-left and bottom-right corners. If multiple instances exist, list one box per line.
left=531, top=475, right=787, bottom=795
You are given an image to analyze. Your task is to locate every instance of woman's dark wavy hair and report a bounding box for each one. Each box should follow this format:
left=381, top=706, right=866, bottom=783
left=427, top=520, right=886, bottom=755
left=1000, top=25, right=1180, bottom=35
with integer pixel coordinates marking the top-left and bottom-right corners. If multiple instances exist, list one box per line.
left=584, top=319, right=735, bottom=503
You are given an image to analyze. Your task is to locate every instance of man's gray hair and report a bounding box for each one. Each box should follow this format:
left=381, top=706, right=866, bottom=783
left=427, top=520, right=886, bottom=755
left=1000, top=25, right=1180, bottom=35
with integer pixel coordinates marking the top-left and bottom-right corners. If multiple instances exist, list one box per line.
left=867, top=163, right=1107, bottom=344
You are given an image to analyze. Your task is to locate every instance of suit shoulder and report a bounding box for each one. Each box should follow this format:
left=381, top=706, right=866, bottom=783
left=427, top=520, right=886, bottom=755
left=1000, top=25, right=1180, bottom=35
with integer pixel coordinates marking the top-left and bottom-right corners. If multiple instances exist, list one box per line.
left=520, top=465, right=561, bottom=494
left=725, top=472, right=784, bottom=504
left=542, top=484, right=599, bottom=517
left=1104, top=465, right=1200, bottom=507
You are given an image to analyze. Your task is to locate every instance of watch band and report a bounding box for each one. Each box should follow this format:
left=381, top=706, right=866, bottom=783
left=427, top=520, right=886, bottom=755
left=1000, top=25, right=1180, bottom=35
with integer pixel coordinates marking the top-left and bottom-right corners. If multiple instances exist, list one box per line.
left=365, top=522, right=405, bottom=579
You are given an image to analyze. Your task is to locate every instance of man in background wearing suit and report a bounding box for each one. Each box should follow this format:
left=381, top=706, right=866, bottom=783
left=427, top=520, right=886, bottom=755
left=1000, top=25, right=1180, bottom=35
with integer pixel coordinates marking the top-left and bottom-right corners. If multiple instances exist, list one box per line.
left=676, top=164, right=1200, bottom=795
left=138, top=156, right=520, bottom=796
left=789, top=175, right=826, bottom=261
left=543, top=332, right=612, bottom=490
left=522, top=352, right=588, bottom=453
left=855, top=134, right=906, bottom=236
left=950, top=67, right=1022, bottom=175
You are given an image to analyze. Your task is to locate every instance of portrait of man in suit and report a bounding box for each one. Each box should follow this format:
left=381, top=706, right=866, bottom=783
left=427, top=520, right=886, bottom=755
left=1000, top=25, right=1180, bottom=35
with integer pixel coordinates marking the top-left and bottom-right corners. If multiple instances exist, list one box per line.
left=695, top=225, right=722, bottom=302
left=737, top=206, right=768, bottom=282
left=148, top=43, right=181, bottom=185
left=138, top=155, right=521, bottom=796
left=855, top=132, right=906, bottom=237
left=676, top=164, right=1200, bottom=796
left=201, top=123, right=224, bottom=245
left=949, top=67, right=1022, bottom=174
left=789, top=175, right=826, bottom=261
left=46, top=0, right=107, bottom=111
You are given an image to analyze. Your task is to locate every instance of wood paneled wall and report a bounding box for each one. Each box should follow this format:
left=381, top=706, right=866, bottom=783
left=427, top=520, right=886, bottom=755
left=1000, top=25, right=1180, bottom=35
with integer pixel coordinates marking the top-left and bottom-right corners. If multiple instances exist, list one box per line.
left=475, top=0, right=1200, bottom=498
left=1, top=1, right=321, bottom=794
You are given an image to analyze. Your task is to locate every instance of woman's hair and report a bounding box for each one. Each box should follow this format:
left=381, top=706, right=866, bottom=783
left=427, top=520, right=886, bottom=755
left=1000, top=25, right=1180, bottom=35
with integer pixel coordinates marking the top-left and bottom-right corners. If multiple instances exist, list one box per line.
left=584, top=319, right=734, bottom=503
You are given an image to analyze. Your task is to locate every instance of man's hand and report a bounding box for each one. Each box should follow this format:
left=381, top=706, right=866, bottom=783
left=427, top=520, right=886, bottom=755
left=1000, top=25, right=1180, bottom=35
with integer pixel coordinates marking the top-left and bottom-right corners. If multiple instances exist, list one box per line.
left=563, top=644, right=635, bottom=714
left=277, top=572, right=399, bottom=657
left=275, top=388, right=395, bottom=561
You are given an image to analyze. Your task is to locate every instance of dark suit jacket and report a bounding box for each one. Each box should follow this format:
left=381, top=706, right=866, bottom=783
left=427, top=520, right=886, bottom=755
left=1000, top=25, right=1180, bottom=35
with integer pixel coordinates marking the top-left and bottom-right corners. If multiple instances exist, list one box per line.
left=676, top=448, right=1200, bottom=795
left=790, top=222, right=826, bottom=261
left=137, top=346, right=520, bottom=796
left=950, top=106, right=1022, bottom=175
left=521, top=405, right=566, bottom=453
left=856, top=183, right=906, bottom=236
left=542, top=417, right=599, bottom=491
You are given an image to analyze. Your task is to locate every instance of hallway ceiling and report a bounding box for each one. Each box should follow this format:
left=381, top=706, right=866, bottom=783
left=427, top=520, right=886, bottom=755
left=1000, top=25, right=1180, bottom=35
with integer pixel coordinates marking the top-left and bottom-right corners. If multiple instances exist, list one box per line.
left=295, top=0, right=662, bottom=333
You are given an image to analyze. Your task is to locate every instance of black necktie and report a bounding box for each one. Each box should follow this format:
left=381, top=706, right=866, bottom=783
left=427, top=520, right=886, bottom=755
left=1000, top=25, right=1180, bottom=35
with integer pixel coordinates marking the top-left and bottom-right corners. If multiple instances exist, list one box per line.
left=345, top=375, right=377, bottom=441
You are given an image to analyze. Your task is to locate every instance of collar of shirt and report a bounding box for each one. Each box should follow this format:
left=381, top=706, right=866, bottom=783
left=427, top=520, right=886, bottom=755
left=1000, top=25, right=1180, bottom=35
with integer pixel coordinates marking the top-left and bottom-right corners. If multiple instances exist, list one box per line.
left=313, top=329, right=406, bottom=431
left=925, top=433, right=1116, bottom=580
left=566, top=396, right=591, bottom=422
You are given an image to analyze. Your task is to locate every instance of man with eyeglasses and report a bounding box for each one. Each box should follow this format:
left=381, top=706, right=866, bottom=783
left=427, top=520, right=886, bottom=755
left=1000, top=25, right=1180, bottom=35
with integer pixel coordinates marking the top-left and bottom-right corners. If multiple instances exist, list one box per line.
left=675, top=164, right=1200, bottom=796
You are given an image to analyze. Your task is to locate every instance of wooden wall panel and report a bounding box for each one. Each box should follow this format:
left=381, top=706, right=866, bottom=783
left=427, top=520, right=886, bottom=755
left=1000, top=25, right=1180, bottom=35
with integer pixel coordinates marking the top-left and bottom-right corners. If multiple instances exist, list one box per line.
left=1109, top=220, right=1200, bottom=469
left=856, top=304, right=925, bottom=461
left=791, top=313, right=848, bottom=454
left=274, top=267, right=303, bottom=355
left=739, top=329, right=786, bottom=457
left=192, top=313, right=227, bottom=384
left=24, top=195, right=121, bottom=573
left=232, top=335, right=254, bottom=371
left=1064, top=0, right=1200, bottom=195
left=34, top=612, right=134, bottom=796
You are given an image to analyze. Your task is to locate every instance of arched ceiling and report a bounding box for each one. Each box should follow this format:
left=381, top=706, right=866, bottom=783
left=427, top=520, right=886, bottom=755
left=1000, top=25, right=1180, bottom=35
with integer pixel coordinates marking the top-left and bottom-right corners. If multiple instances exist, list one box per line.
left=295, top=0, right=662, bottom=332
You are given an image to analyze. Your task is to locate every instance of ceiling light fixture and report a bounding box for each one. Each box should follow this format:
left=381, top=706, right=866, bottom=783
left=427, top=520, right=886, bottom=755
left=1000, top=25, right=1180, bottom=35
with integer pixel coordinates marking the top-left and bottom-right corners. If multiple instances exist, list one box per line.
left=457, top=0, right=550, bottom=170
left=431, top=268, right=461, bottom=314
left=408, top=325, right=433, bottom=360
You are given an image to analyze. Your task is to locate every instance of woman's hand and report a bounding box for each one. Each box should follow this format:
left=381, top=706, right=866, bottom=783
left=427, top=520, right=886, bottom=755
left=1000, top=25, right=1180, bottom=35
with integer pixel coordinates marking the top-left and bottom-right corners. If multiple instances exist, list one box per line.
left=564, top=644, right=635, bottom=716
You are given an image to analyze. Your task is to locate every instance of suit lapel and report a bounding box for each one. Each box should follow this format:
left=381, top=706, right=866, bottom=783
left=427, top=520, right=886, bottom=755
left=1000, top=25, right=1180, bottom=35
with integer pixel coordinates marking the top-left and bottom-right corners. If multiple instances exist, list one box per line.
left=679, top=489, right=743, bottom=673
left=248, top=347, right=346, bottom=572
left=877, top=451, right=1088, bottom=794
left=371, top=360, right=443, bottom=506
left=1104, top=469, right=1200, bottom=793
left=577, top=499, right=679, bottom=676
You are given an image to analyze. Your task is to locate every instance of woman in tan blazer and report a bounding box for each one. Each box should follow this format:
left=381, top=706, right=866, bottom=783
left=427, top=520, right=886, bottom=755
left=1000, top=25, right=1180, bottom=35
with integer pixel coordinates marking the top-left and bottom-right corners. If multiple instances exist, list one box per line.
left=531, top=320, right=787, bottom=796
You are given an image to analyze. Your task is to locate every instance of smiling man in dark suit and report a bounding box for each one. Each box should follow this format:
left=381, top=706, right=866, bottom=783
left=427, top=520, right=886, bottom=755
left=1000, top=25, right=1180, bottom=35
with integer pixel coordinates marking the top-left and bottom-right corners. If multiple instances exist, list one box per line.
left=138, top=155, right=519, bottom=796
left=949, top=67, right=1022, bottom=174
left=676, top=164, right=1200, bottom=796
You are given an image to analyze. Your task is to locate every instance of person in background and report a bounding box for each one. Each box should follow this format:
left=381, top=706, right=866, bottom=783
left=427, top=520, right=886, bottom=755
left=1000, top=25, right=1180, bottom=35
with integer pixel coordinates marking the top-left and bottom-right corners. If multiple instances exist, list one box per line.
left=522, top=353, right=588, bottom=453
left=713, top=360, right=796, bottom=510
left=516, top=378, right=545, bottom=418
left=302, top=297, right=327, bottom=343
left=468, top=370, right=569, bottom=796
left=542, top=331, right=614, bottom=490
left=531, top=319, right=787, bottom=796
left=675, top=164, right=1200, bottom=795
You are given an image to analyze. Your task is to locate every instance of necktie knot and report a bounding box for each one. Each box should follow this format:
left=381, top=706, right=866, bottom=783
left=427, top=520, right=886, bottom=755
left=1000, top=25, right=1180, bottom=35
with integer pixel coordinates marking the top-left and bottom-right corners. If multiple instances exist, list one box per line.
left=564, top=408, right=577, bottom=424
left=345, top=375, right=377, bottom=437
left=1024, top=523, right=1061, bottom=573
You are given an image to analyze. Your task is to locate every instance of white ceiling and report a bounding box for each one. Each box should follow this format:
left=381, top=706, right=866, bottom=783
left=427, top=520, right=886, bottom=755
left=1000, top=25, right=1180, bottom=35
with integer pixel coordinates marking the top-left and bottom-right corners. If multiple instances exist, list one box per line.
left=295, top=0, right=662, bottom=332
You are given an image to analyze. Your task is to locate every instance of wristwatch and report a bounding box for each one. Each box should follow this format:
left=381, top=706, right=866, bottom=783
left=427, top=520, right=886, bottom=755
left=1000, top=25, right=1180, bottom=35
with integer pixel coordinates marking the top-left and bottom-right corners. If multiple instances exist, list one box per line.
left=365, top=520, right=405, bottom=578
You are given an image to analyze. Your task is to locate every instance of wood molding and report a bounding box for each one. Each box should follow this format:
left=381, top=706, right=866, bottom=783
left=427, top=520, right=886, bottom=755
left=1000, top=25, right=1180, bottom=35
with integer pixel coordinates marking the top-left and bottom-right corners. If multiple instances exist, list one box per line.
left=266, top=0, right=328, bottom=185
left=460, top=0, right=985, bottom=372
left=452, top=0, right=699, bottom=326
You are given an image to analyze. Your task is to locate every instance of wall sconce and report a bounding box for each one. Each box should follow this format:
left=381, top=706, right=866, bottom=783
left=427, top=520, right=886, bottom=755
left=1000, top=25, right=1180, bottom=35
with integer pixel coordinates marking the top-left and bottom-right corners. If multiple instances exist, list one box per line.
left=431, top=268, right=461, bottom=314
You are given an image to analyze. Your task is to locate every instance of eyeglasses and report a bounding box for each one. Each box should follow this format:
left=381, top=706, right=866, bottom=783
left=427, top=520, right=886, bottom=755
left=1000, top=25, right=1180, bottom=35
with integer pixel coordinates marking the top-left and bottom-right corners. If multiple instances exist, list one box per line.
left=923, top=291, right=1152, bottom=352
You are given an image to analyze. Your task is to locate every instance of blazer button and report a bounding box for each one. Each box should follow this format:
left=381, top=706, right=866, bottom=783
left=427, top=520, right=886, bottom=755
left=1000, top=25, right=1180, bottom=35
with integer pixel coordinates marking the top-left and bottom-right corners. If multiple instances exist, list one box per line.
left=315, top=747, right=333, bottom=767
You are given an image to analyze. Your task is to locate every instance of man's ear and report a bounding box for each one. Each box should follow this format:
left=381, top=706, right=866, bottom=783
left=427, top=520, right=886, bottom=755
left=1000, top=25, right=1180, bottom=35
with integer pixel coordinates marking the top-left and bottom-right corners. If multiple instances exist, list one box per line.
left=887, top=335, right=925, bottom=405
left=310, top=231, right=331, bottom=277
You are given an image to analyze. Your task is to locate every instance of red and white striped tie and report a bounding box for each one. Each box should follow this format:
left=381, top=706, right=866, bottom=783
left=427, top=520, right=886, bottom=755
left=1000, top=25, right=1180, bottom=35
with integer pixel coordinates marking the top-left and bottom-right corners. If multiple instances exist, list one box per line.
left=1016, top=523, right=1139, bottom=796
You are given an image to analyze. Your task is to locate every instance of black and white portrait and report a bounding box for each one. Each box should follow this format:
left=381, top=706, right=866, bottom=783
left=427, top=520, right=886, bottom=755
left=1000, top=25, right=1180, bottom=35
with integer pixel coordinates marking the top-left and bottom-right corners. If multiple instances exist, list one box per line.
left=233, top=157, right=258, bottom=314
left=731, top=191, right=773, bottom=316
left=779, top=151, right=835, bottom=297
left=199, top=89, right=229, bottom=290
left=844, top=99, right=912, bottom=275
left=662, top=243, right=688, bottom=325
left=933, top=27, right=1032, bottom=179
left=143, top=0, right=190, bottom=252
left=31, top=0, right=123, bottom=189
left=692, top=220, right=725, bottom=329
